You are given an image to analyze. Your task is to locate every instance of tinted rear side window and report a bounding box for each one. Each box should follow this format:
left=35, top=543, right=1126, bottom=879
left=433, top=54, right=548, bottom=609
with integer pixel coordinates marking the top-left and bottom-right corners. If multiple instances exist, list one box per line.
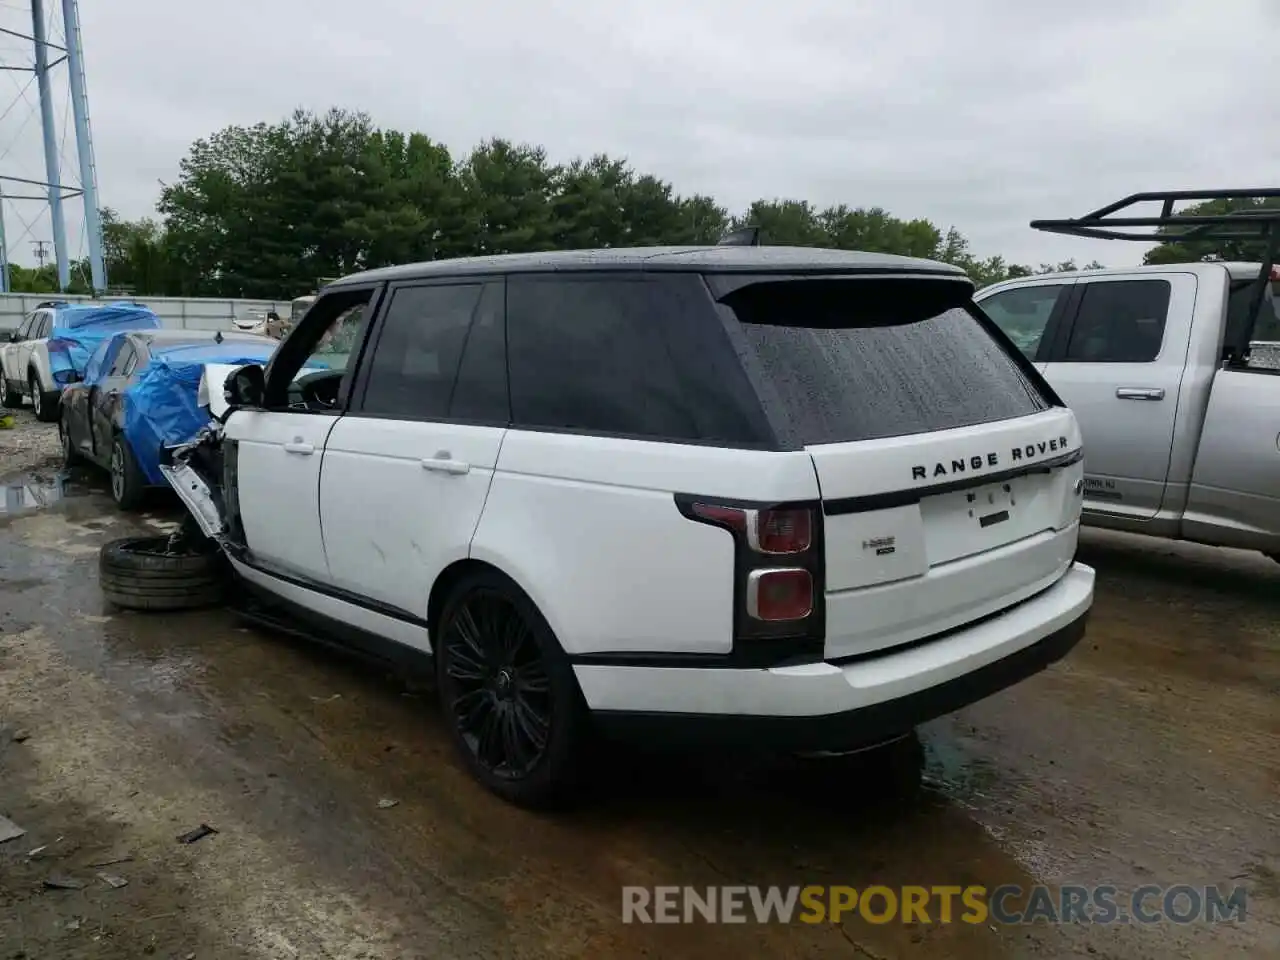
left=1063, top=279, right=1171, bottom=363
left=506, top=276, right=765, bottom=443
left=716, top=276, right=1052, bottom=446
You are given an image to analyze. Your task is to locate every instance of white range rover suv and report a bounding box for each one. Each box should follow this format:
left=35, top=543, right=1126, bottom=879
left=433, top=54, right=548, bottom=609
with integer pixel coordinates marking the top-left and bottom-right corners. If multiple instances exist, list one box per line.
left=105, top=245, right=1095, bottom=806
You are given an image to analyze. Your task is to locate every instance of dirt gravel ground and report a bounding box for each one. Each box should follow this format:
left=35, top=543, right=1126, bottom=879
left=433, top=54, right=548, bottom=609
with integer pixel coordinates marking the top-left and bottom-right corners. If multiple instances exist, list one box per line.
left=0, top=405, right=62, bottom=476
left=0, top=437, right=1276, bottom=959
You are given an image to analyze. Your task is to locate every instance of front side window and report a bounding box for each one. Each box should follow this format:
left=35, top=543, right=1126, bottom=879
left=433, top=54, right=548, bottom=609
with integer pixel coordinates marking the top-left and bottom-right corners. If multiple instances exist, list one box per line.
left=360, top=283, right=488, bottom=420
left=16, top=315, right=34, bottom=340
left=109, top=343, right=136, bottom=378
left=1063, top=279, right=1171, bottom=363
left=307, top=304, right=365, bottom=374
left=505, top=277, right=703, bottom=440
left=979, top=284, right=1067, bottom=360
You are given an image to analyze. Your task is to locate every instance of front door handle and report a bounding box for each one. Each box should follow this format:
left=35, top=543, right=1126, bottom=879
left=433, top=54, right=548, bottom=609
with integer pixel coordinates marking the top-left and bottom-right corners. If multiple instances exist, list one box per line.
left=1116, top=387, right=1165, bottom=401
left=421, top=453, right=470, bottom=475
left=283, top=439, right=315, bottom=455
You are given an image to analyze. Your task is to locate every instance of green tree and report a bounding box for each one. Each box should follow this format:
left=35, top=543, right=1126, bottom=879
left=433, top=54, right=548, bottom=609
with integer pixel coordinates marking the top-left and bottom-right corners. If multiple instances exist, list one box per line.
left=1144, top=197, right=1280, bottom=264
left=150, top=106, right=1084, bottom=299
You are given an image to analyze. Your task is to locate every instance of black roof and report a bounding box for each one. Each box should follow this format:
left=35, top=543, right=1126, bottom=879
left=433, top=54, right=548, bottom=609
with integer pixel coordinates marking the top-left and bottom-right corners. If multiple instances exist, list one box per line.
left=327, top=245, right=968, bottom=288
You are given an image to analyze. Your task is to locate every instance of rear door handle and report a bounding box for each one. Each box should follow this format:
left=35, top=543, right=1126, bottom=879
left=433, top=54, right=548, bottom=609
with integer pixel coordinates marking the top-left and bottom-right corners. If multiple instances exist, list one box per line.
left=283, top=440, right=315, bottom=455
left=1116, top=387, right=1165, bottom=401
left=421, top=453, right=470, bottom=475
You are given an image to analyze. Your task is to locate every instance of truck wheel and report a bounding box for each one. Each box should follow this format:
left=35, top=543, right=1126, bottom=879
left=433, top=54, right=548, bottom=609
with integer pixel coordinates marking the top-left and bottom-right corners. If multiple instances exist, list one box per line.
left=0, top=376, right=20, bottom=408
left=434, top=569, right=588, bottom=808
left=29, top=372, right=58, bottom=422
left=99, top=535, right=225, bottom=612
left=109, top=436, right=148, bottom=510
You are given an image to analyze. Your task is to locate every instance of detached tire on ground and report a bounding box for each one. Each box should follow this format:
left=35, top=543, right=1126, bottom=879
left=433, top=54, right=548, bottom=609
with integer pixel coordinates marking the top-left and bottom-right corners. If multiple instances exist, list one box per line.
left=99, top=536, right=225, bottom=612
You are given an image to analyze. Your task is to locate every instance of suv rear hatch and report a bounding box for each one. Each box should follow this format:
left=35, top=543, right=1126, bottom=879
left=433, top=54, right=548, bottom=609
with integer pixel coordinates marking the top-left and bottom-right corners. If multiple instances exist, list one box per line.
left=715, top=274, right=1083, bottom=659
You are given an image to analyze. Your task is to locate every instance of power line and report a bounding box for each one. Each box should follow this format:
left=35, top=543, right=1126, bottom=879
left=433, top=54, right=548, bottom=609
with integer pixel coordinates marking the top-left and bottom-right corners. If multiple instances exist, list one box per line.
left=30, top=237, right=46, bottom=265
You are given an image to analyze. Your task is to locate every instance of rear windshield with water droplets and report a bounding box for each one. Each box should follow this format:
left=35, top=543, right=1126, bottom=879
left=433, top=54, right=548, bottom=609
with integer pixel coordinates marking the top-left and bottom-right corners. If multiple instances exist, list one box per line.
left=712, top=275, right=1052, bottom=446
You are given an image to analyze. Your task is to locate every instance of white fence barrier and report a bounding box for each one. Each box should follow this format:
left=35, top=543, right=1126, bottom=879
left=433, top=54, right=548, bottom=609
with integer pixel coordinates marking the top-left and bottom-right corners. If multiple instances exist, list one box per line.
left=0, top=293, right=290, bottom=334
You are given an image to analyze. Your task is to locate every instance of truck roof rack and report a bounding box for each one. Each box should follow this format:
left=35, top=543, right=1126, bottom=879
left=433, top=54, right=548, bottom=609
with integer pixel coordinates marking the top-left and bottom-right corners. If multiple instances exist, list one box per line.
left=1031, top=189, right=1280, bottom=364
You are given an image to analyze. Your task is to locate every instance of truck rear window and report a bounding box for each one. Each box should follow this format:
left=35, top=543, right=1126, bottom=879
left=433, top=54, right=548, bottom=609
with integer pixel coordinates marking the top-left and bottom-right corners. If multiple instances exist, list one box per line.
left=715, top=276, right=1052, bottom=446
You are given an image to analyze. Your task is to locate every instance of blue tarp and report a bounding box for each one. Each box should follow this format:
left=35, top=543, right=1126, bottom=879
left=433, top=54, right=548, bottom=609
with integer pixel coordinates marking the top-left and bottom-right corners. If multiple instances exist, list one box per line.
left=121, top=340, right=282, bottom=485
left=48, top=304, right=161, bottom=384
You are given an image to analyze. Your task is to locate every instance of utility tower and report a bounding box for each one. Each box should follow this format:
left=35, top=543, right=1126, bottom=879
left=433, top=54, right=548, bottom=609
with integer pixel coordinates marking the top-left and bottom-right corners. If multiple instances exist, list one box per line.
left=0, top=0, right=106, bottom=294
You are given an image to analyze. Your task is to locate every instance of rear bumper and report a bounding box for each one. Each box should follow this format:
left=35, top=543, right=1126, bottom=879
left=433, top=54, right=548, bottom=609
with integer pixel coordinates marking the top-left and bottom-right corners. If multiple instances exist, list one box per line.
left=579, top=561, right=1094, bottom=751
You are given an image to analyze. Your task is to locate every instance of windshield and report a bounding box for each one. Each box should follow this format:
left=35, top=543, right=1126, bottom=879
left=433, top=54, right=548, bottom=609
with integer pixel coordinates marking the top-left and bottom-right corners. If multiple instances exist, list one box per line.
left=717, top=276, right=1051, bottom=446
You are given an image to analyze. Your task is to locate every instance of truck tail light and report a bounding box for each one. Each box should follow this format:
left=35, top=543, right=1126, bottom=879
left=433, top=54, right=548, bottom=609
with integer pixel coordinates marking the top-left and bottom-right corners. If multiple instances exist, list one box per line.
left=677, top=495, right=825, bottom=663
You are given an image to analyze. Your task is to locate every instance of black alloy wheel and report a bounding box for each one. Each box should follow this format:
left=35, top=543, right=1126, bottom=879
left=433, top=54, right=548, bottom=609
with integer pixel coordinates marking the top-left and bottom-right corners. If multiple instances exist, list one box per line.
left=436, top=573, right=585, bottom=807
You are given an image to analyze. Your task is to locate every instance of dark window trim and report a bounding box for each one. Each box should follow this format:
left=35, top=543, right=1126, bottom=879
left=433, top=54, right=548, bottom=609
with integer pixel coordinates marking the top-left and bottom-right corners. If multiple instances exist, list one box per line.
left=1049, top=277, right=1174, bottom=365
left=1040, top=282, right=1084, bottom=362
left=349, top=276, right=502, bottom=422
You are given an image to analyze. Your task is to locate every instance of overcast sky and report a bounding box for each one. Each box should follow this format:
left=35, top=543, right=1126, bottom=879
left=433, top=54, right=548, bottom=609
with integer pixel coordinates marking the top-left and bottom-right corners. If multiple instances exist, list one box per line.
left=0, top=0, right=1274, bottom=272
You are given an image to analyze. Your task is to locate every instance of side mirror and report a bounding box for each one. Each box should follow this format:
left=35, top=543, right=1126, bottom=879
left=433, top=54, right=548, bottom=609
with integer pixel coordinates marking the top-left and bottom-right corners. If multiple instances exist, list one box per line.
left=6, top=331, right=18, bottom=343
left=223, top=363, right=265, bottom=410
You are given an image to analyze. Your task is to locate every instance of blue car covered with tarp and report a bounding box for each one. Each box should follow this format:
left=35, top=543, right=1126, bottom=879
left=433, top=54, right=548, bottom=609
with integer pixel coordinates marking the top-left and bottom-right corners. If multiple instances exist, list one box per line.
left=47, top=303, right=163, bottom=386
left=61, top=328, right=283, bottom=507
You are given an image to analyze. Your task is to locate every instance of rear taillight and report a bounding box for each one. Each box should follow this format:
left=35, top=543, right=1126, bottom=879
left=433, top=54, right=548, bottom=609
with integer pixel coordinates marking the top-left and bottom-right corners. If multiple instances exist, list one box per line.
left=748, top=568, right=814, bottom=620
left=677, top=495, right=825, bottom=664
left=753, top=509, right=812, bottom=554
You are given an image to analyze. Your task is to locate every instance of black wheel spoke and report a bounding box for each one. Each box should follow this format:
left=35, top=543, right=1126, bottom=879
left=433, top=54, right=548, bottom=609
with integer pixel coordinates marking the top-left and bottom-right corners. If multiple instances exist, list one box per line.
left=451, top=688, right=490, bottom=731
left=474, top=706, right=504, bottom=769
left=453, top=605, right=486, bottom=660
left=500, top=706, right=533, bottom=771
left=513, top=697, right=550, bottom=750
left=517, top=661, right=550, bottom=696
left=442, top=589, right=555, bottom=781
left=497, top=608, right=525, bottom=660
left=445, top=644, right=488, bottom=684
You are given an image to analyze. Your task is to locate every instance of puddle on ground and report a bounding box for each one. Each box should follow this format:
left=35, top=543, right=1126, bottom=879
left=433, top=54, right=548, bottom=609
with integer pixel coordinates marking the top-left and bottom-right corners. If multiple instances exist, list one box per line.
left=0, top=472, right=93, bottom=515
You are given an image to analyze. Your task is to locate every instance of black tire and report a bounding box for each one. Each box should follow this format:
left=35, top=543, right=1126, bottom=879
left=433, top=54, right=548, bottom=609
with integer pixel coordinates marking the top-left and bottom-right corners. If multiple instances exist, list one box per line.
left=29, top=371, right=58, bottom=422
left=59, top=415, right=82, bottom=468
left=99, top=535, right=225, bottom=612
left=435, top=569, right=588, bottom=808
left=0, top=376, right=20, bottom=409
left=109, top=435, right=148, bottom=510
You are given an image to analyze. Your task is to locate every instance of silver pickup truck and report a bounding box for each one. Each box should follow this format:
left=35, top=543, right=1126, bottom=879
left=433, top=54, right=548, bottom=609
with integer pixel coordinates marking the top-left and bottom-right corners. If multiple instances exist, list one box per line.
left=975, top=189, right=1280, bottom=563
